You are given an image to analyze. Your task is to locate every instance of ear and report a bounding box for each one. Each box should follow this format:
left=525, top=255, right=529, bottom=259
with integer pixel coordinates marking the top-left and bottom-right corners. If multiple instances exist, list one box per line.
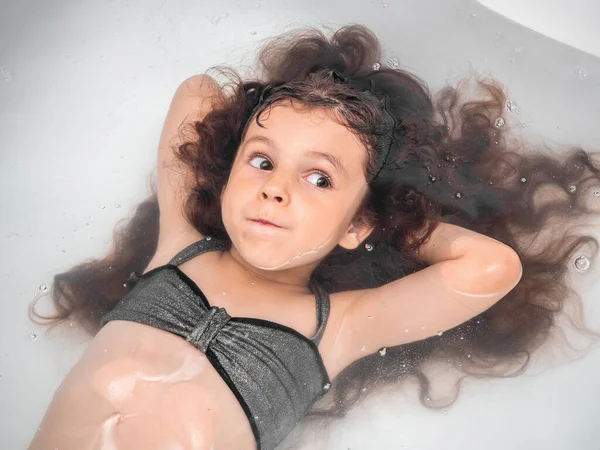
left=337, top=221, right=375, bottom=250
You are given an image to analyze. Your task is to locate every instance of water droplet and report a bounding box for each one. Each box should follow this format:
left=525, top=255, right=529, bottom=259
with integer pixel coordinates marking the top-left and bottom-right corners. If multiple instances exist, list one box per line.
left=30, top=333, right=38, bottom=341
left=444, top=409, right=448, bottom=414
left=509, top=57, right=516, bottom=65
left=575, top=68, right=588, bottom=80
left=469, top=12, right=477, bottom=18
left=429, top=175, right=437, bottom=182
left=425, top=396, right=431, bottom=401
left=367, top=315, right=373, bottom=319
left=1, top=67, right=13, bottom=83
left=100, top=205, right=106, bottom=209
left=39, top=284, right=48, bottom=292
left=379, top=347, right=387, bottom=356
left=323, top=382, right=331, bottom=391
left=437, top=331, right=443, bottom=336
left=467, top=354, right=472, bottom=358
left=372, top=62, right=381, bottom=71
left=61, top=250, right=66, bottom=254
left=495, top=117, right=505, bottom=128
left=361, top=344, right=366, bottom=351
left=361, top=387, right=367, bottom=392
left=206, top=236, right=212, bottom=241
left=459, top=335, right=465, bottom=340
left=212, top=12, right=229, bottom=25
left=506, top=101, right=520, bottom=114
left=250, top=31, right=257, bottom=35
left=222, top=291, right=227, bottom=296
left=520, top=177, right=527, bottom=183
left=85, top=223, right=89, bottom=227
left=404, top=328, right=409, bottom=332
left=381, top=1, right=388, bottom=7
left=365, top=243, right=373, bottom=251
left=255, top=1, right=261, bottom=7
left=115, top=204, right=121, bottom=208
left=574, top=256, right=590, bottom=272
left=455, top=192, right=462, bottom=199
left=568, top=184, right=577, bottom=193
left=594, top=190, right=600, bottom=197
left=387, top=57, right=399, bottom=69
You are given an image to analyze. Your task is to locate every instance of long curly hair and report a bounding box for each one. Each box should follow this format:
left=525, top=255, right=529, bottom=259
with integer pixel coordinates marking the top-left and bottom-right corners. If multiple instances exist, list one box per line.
left=32, top=24, right=600, bottom=424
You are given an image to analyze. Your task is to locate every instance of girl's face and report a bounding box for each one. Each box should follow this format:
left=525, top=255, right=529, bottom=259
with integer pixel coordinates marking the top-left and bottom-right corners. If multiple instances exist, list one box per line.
left=221, top=100, right=374, bottom=272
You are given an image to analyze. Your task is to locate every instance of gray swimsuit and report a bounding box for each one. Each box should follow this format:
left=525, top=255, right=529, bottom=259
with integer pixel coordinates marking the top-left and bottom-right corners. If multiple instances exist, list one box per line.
left=101, top=236, right=332, bottom=450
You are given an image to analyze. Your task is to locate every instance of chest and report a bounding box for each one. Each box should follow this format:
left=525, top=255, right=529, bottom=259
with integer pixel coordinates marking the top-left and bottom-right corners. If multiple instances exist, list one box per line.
left=164, top=251, right=352, bottom=382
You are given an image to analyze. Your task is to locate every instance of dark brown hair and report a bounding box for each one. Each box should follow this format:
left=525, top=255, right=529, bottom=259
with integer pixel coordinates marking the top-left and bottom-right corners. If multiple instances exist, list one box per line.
left=32, top=24, right=600, bottom=424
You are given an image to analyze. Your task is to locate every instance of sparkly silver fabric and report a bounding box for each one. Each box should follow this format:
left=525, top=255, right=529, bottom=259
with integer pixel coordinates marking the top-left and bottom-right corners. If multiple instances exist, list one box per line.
left=101, top=237, right=331, bottom=450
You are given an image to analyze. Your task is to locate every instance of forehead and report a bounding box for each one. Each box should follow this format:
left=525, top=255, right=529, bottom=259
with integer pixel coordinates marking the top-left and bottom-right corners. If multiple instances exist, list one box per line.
left=242, top=101, right=368, bottom=170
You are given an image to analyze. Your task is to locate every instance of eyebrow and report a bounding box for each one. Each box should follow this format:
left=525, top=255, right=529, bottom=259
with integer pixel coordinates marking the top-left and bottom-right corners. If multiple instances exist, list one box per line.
left=243, top=135, right=348, bottom=177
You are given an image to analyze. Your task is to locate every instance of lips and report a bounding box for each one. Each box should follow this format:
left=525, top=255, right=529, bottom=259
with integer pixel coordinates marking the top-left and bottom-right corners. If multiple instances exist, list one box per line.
left=249, top=218, right=282, bottom=228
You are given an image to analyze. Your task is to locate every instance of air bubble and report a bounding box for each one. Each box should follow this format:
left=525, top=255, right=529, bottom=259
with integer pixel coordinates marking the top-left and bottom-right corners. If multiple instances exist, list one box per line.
left=429, top=175, right=437, bottom=182
left=495, top=117, right=505, bottom=128
left=574, top=256, right=590, bottom=272
left=323, top=382, right=331, bottom=391
left=372, top=62, right=381, bottom=71
left=39, top=284, right=48, bottom=292
left=568, top=184, right=577, bottom=193
left=30, top=333, right=38, bottom=341
left=365, top=243, right=373, bottom=251
left=387, top=57, right=399, bottom=69
left=520, top=177, right=527, bottom=183
left=379, top=347, right=387, bottom=356
left=115, top=204, right=121, bottom=208
left=1, top=68, right=13, bottom=83
left=575, top=69, right=588, bottom=80
left=506, top=101, right=520, bottom=114
left=455, top=192, right=462, bottom=199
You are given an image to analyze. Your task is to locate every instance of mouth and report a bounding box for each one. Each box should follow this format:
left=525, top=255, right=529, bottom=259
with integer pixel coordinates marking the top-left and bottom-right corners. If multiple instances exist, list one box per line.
left=249, top=218, right=282, bottom=228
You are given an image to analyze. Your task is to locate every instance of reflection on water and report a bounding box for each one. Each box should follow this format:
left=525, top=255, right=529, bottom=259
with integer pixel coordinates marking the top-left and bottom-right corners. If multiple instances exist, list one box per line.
left=1, top=0, right=600, bottom=449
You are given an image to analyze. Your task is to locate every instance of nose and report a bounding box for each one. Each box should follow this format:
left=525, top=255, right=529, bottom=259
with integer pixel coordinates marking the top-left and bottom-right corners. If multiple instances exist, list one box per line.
left=259, top=174, right=290, bottom=205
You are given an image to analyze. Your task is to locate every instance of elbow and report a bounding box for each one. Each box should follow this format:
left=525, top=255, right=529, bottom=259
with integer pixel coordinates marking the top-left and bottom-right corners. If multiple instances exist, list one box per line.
left=488, top=248, right=523, bottom=292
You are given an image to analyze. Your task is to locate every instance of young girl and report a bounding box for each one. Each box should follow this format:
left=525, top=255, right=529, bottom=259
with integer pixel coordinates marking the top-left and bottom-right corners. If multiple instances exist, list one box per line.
left=29, top=24, right=599, bottom=450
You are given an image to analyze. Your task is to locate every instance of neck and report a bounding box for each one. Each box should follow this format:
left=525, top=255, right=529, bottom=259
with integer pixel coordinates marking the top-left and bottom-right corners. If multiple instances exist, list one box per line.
left=223, top=245, right=319, bottom=295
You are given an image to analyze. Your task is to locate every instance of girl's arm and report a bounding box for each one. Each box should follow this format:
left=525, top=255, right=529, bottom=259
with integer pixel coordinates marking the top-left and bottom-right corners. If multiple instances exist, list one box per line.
left=332, top=222, right=523, bottom=368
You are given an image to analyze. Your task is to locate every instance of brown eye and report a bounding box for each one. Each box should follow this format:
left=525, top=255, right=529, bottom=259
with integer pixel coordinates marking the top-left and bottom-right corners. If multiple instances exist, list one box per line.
left=306, top=172, right=333, bottom=188
left=249, top=154, right=272, bottom=170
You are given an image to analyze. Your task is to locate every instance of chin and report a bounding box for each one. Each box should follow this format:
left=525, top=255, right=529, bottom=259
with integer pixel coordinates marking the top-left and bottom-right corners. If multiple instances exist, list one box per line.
left=238, top=242, right=293, bottom=270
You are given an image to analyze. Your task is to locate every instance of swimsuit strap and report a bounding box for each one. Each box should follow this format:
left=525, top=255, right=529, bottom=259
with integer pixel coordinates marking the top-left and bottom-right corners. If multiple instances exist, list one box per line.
left=308, top=277, right=331, bottom=346
left=168, top=236, right=230, bottom=266
left=167, top=236, right=331, bottom=346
